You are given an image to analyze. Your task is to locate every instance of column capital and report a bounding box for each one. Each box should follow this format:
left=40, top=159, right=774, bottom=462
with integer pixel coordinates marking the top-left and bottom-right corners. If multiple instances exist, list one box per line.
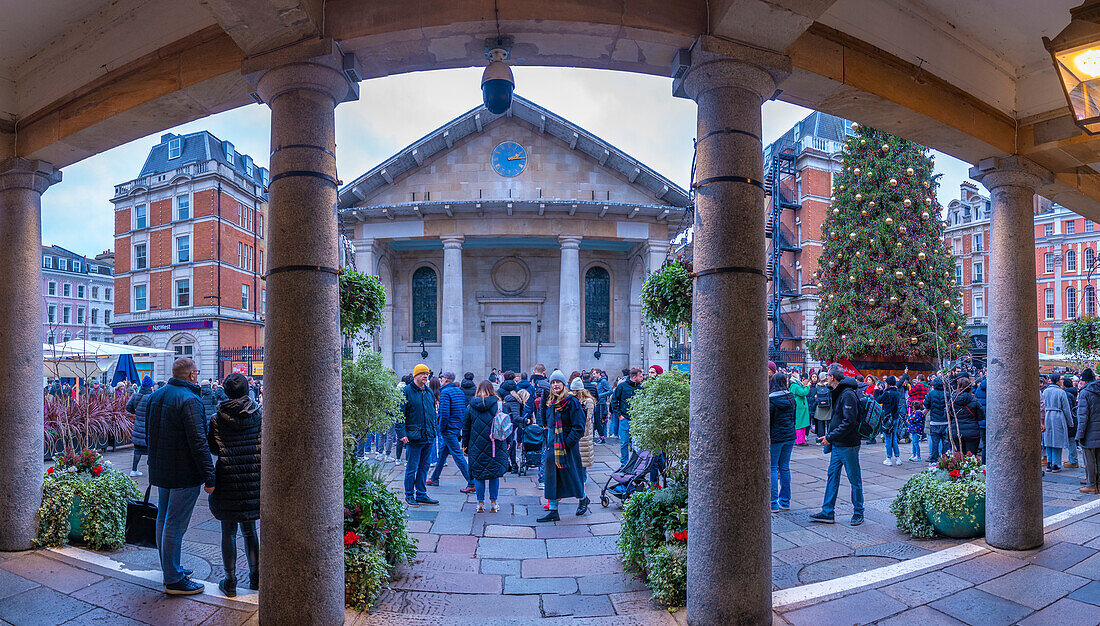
left=244, top=38, right=360, bottom=105
left=647, top=239, right=671, bottom=253
left=968, top=155, right=1052, bottom=192
left=558, top=235, right=582, bottom=250
left=0, top=158, right=61, bottom=194
left=441, top=234, right=464, bottom=249
left=673, top=36, right=791, bottom=102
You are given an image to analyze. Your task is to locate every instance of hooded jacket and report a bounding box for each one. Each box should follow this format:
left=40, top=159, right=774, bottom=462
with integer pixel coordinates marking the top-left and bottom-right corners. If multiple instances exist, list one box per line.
left=769, top=389, right=796, bottom=445
left=462, top=396, right=509, bottom=481
left=924, top=378, right=949, bottom=433
left=460, top=379, right=477, bottom=405
left=878, top=386, right=905, bottom=431
left=146, top=378, right=215, bottom=489
left=948, top=390, right=984, bottom=440
left=826, top=377, right=862, bottom=447
left=207, top=397, right=261, bottom=521
left=126, top=383, right=155, bottom=450
left=1077, top=380, right=1100, bottom=448
left=438, top=382, right=467, bottom=432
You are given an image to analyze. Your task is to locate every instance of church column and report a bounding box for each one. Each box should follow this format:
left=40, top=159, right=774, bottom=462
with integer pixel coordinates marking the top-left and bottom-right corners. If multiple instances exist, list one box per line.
left=558, top=235, right=582, bottom=374
left=441, top=234, right=464, bottom=374
left=970, top=156, right=1050, bottom=551
left=246, top=38, right=356, bottom=625
left=0, top=158, right=61, bottom=551
left=354, top=238, right=376, bottom=355
left=678, top=37, right=789, bottom=624
left=644, top=240, right=671, bottom=371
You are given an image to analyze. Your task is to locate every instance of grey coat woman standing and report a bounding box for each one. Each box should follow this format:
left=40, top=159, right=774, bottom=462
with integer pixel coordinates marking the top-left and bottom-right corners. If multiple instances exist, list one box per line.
left=539, top=370, right=587, bottom=522
left=1042, top=374, right=1074, bottom=471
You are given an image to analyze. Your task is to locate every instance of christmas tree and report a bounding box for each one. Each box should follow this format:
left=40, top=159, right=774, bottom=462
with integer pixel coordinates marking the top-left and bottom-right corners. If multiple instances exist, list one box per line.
left=808, top=123, right=968, bottom=362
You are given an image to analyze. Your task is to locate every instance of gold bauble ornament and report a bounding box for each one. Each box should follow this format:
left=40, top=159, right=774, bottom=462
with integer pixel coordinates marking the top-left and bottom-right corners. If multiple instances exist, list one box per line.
left=852, top=122, right=860, bottom=130
left=910, top=337, right=918, bottom=344
left=839, top=184, right=846, bottom=191
left=906, top=167, right=915, bottom=176
left=817, top=282, right=824, bottom=288
left=943, top=299, right=951, bottom=307
left=829, top=294, right=835, bottom=300
left=924, top=181, right=931, bottom=188
left=849, top=276, right=857, bottom=283
left=853, top=167, right=862, bottom=175
left=890, top=295, right=899, bottom=303
left=922, top=211, right=930, bottom=219
left=868, top=201, right=876, bottom=208
left=918, top=252, right=927, bottom=260
left=918, top=281, right=925, bottom=288
left=925, top=197, right=933, bottom=205
left=855, top=251, right=862, bottom=257
left=911, top=271, right=917, bottom=277
left=875, top=267, right=884, bottom=274
left=833, top=208, right=840, bottom=214
left=849, top=232, right=857, bottom=240
left=869, top=338, right=875, bottom=344
left=860, top=139, right=867, bottom=145
left=855, top=193, right=863, bottom=202
left=903, top=198, right=912, bottom=207
left=830, top=230, right=837, bottom=237
left=896, top=242, right=903, bottom=248
left=921, top=241, right=927, bottom=247
left=881, top=144, right=890, bottom=152
left=889, top=178, right=898, bottom=186
left=951, top=279, right=957, bottom=285
left=829, top=261, right=836, bottom=267
left=870, top=238, right=876, bottom=244
left=841, top=334, right=847, bottom=339
left=837, top=253, right=843, bottom=258
left=812, top=271, right=818, bottom=279
left=899, top=226, right=907, bottom=234
left=911, top=316, right=918, bottom=323
left=895, top=270, right=904, bottom=278
left=885, top=216, right=894, bottom=225
left=869, top=298, right=876, bottom=305
left=861, top=209, right=868, bottom=216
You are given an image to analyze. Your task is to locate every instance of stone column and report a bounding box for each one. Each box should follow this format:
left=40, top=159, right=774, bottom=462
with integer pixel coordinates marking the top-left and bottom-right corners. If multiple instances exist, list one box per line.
left=246, top=39, right=357, bottom=626
left=644, top=240, right=671, bottom=371
left=0, top=158, right=60, bottom=551
left=354, top=238, right=375, bottom=355
left=558, top=235, right=582, bottom=374
left=970, top=156, right=1051, bottom=551
left=677, top=36, right=789, bottom=624
left=441, top=234, right=465, bottom=374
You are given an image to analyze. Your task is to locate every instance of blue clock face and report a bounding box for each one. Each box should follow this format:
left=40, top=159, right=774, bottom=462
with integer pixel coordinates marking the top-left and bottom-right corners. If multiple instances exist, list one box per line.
left=491, top=141, right=528, bottom=177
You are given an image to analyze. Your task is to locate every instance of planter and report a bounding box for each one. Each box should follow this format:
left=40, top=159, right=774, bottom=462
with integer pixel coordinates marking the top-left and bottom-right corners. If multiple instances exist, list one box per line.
left=68, top=495, right=85, bottom=542
left=923, top=491, right=985, bottom=538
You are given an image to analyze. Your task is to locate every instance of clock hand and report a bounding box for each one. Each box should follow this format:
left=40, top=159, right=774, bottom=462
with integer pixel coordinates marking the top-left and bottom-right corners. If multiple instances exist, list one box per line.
left=507, top=155, right=526, bottom=161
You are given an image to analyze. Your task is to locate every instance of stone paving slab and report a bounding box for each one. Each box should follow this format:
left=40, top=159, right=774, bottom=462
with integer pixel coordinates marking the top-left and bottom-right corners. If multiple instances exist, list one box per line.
left=502, top=575, right=577, bottom=595
left=477, top=537, right=547, bottom=560
left=0, top=553, right=103, bottom=594
left=0, top=567, right=39, bottom=601
left=70, top=578, right=220, bottom=624
left=390, top=570, right=503, bottom=594
left=779, top=589, right=908, bottom=625
left=1018, top=597, right=1100, bottom=625
left=1022, top=540, right=1097, bottom=570
left=928, top=588, right=1033, bottom=626
left=875, top=605, right=967, bottom=625
left=878, top=571, right=973, bottom=607
left=375, top=590, right=542, bottom=617
left=521, top=555, right=624, bottom=578
left=0, top=586, right=97, bottom=626
left=59, top=606, right=147, bottom=625
left=542, top=593, right=616, bottom=617
left=977, top=564, right=1089, bottom=610
left=942, top=552, right=1028, bottom=584
left=545, top=535, right=618, bottom=557
left=484, top=525, right=536, bottom=539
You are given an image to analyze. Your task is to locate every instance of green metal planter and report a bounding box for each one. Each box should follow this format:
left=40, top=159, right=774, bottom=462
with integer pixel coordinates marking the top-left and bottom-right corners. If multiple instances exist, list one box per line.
left=924, top=491, right=985, bottom=538
left=67, top=495, right=85, bottom=542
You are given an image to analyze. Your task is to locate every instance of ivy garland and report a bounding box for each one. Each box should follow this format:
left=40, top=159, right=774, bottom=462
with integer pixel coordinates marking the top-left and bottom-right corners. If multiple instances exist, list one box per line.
left=339, top=268, right=387, bottom=340
left=640, top=260, right=693, bottom=341
left=36, top=453, right=140, bottom=550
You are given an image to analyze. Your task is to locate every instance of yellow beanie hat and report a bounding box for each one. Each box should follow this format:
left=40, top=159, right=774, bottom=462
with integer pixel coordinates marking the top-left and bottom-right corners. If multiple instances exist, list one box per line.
left=413, top=364, right=430, bottom=376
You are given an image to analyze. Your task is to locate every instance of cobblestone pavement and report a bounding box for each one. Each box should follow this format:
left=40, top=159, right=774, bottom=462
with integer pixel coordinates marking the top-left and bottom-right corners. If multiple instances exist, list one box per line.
left=2, top=437, right=1098, bottom=624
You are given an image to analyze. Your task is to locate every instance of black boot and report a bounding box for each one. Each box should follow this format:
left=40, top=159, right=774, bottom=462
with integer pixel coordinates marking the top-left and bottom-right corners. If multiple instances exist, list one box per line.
left=219, top=577, right=237, bottom=597
left=576, top=497, right=590, bottom=516
left=248, top=571, right=258, bottom=591
left=537, top=510, right=560, bottom=523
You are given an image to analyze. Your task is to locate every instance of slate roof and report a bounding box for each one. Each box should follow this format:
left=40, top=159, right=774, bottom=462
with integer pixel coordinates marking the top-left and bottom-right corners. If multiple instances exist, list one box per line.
left=41, top=245, right=113, bottom=276
left=138, top=130, right=268, bottom=188
left=337, top=94, right=692, bottom=212
left=765, top=111, right=852, bottom=156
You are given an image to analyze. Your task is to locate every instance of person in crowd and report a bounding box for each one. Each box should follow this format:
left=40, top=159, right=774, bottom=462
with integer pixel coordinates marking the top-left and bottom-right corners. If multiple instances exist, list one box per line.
left=948, top=377, right=983, bottom=456
left=924, top=376, right=950, bottom=466
left=974, top=374, right=988, bottom=464
left=1043, top=373, right=1074, bottom=473
left=812, top=372, right=832, bottom=443
left=570, top=378, right=596, bottom=487
left=769, top=361, right=777, bottom=378
left=580, top=371, right=603, bottom=444
left=146, top=357, right=214, bottom=595
left=526, top=364, right=550, bottom=418
left=207, top=373, right=260, bottom=597
left=1076, top=369, right=1100, bottom=494
left=906, top=397, right=925, bottom=462
left=610, top=368, right=643, bottom=467
left=461, top=381, right=508, bottom=513
left=427, top=372, right=476, bottom=493
left=460, top=372, right=477, bottom=405
left=502, top=380, right=528, bottom=473
left=908, top=374, right=929, bottom=407
left=397, top=364, right=440, bottom=507
left=126, top=375, right=155, bottom=477
left=880, top=376, right=905, bottom=466
left=539, top=370, right=588, bottom=521
left=200, top=379, right=218, bottom=423
left=789, top=372, right=811, bottom=446
left=1065, top=376, right=1081, bottom=469
left=489, top=368, right=499, bottom=384
left=596, top=369, right=613, bottom=441
left=426, top=375, right=442, bottom=466
left=810, top=364, right=864, bottom=527
left=769, top=372, right=796, bottom=512
left=648, top=364, right=663, bottom=378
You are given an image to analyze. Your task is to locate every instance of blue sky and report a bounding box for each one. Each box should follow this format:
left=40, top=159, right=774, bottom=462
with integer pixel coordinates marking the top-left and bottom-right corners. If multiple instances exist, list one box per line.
left=41, top=67, right=975, bottom=258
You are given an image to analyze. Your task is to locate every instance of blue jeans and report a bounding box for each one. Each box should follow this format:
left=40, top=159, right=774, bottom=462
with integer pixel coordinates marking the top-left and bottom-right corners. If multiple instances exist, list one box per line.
left=619, top=417, right=631, bottom=466
left=475, top=478, right=499, bottom=501
left=770, top=441, right=794, bottom=509
left=1069, top=440, right=1079, bottom=465
left=1047, top=446, right=1064, bottom=468
left=404, top=441, right=432, bottom=499
left=929, top=429, right=948, bottom=463
left=820, top=445, right=863, bottom=518
left=428, top=434, right=441, bottom=465
left=884, top=431, right=900, bottom=459
left=607, top=411, right=619, bottom=437
left=911, top=436, right=921, bottom=459
left=431, top=429, right=473, bottom=486
left=156, top=485, right=201, bottom=584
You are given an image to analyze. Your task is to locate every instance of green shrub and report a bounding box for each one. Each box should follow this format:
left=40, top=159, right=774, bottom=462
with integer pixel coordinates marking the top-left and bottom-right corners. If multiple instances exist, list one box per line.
left=645, top=542, right=687, bottom=607
left=344, top=543, right=389, bottom=611
left=618, top=483, right=686, bottom=574
left=37, top=451, right=140, bottom=550
left=627, top=370, right=689, bottom=478
left=342, top=350, right=404, bottom=452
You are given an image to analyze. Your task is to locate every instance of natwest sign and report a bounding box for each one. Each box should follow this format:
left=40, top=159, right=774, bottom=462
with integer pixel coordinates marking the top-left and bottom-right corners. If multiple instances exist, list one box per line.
left=113, top=320, right=213, bottom=334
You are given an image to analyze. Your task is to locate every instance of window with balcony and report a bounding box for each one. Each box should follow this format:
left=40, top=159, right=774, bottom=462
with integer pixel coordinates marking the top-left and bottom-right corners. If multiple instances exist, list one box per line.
left=176, top=279, right=190, bottom=307
left=76, top=308, right=84, bottom=324
left=1068, top=249, right=1078, bottom=272
left=952, top=238, right=962, bottom=254
left=167, top=137, right=182, bottom=159
left=176, top=195, right=190, bottom=221
left=1069, top=286, right=1078, bottom=320
left=91, top=309, right=98, bottom=324
left=63, top=283, right=71, bottom=297
left=91, top=286, right=98, bottom=299
left=1046, top=252, right=1055, bottom=273
left=973, top=263, right=983, bottom=284
left=47, top=282, right=56, bottom=296
left=134, top=244, right=147, bottom=270
left=134, top=285, right=147, bottom=312
left=135, top=204, right=147, bottom=229
left=242, top=284, right=249, bottom=311
left=176, top=235, right=190, bottom=263
left=1046, top=288, right=1055, bottom=320
left=973, top=233, right=983, bottom=252
left=1045, top=223, right=1054, bottom=237
left=955, top=264, right=962, bottom=284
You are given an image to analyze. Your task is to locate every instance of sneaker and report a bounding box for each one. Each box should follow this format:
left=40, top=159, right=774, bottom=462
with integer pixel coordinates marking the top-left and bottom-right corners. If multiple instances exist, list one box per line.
left=1052, top=466, right=1063, bottom=473
left=894, top=458, right=904, bottom=466
left=909, top=456, right=921, bottom=462
left=218, top=578, right=236, bottom=598
left=415, top=495, right=439, bottom=505
left=405, top=497, right=419, bottom=507
left=476, top=502, right=485, bottom=513
left=129, top=470, right=143, bottom=477
left=850, top=514, right=864, bottom=526
left=1081, top=487, right=1099, bottom=494
left=165, top=578, right=204, bottom=595
left=778, top=503, right=790, bottom=511
left=883, top=458, right=893, bottom=466
left=1065, top=463, right=1080, bottom=469
left=426, top=480, right=440, bottom=486
left=489, top=502, right=500, bottom=513
left=460, top=486, right=476, bottom=494
left=808, top=512, right=834, bottom=524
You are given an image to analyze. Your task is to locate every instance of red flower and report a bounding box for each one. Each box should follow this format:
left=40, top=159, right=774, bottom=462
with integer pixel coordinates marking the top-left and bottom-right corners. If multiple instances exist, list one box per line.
left=672, top=530, right=687, bottom=542
left=982, top=469, right=986, bottom=475
left=344, top=531, right=361, bottom=548
left=949, top=469, right=961, bottom=478
left=46, top=467, right=54, bottom=475
left=91, top=465, right=103, bottom=478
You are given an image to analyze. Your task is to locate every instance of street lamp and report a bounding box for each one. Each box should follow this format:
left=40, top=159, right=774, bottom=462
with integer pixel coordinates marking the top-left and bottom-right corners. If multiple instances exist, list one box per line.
left=1044, top=0, right=1100, bottom=134
left=594, top=340, right=603, bottom=360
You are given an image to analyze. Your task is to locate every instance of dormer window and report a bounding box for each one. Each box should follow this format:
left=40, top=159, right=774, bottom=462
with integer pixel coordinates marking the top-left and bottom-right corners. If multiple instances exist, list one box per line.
left=168, top=137, right=182, bottom=159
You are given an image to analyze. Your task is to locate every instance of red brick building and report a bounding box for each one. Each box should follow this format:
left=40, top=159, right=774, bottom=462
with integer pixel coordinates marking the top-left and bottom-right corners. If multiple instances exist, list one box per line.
left=110, top=131, right=268, bottom=381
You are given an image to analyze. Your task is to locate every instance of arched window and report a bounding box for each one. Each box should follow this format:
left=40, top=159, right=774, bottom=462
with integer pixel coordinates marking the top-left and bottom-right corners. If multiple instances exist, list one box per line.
left=1087, top=247, right=1096, bottom=271
left=1068, top=249, right=1077, bottom=272
left=1087, top=286, right=1097, bottom=317
left=1068, top=286, right=1078, bottom=320
left=411, top=267, right=438, bottom=342
left=584, top=266, right=611, bottom=343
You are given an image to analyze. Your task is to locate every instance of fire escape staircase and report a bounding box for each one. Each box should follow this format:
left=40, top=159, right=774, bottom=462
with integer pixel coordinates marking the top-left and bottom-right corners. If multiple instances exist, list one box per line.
left=765, top=143, right=802, bottom=354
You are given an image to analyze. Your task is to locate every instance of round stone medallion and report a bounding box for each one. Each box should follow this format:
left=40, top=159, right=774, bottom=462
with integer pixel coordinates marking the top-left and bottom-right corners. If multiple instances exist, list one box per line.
left=492, top=257, right=529, bottom=295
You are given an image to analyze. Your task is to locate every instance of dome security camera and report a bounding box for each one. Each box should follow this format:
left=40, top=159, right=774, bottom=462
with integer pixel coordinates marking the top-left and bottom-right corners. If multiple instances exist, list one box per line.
left=482, top=47, right=514, bottom=114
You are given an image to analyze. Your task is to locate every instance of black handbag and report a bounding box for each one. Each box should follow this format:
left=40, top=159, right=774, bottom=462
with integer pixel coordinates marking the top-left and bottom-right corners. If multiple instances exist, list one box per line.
left=126, top=486, right=158, bottom=548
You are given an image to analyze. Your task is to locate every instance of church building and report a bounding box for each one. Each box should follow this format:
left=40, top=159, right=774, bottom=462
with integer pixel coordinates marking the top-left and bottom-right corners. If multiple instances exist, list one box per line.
left=338, top=95, right=691, bottom=377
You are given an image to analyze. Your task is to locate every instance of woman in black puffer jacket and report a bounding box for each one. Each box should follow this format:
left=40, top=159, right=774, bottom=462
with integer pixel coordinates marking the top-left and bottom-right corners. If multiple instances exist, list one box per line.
left=947, top=377, right=984, bottom=457
left=207, top=373, right=261, bottom=597
left=769, top=372, right=796, bottom=512
left=462, top=382, right=509, bottom=513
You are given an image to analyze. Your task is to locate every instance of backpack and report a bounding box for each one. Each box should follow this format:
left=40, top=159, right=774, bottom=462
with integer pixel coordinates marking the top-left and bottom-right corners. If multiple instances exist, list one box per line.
left=816, top=387, right=830, bottom=409
left=492, top=411, right=514, bottom=441
left=856, top=394, right=884, bottom=439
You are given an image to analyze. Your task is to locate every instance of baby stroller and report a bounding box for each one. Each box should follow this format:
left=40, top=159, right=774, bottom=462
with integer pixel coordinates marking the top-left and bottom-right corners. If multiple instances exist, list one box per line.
left=600, top=449, right=664, bottom=508
left=518, top=423, right=545, bottom=476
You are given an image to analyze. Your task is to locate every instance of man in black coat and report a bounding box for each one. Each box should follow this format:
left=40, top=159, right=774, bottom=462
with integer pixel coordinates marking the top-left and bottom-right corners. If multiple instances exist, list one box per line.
left=397, top=364, right=440, bottom=507
left=146, top=357, right=214, bottom=595
left=879, top=376, right=905, bottom=465
left=1076, top=369, right=1100, bottom=494
left=611, top=368, right=643, bottom=467
left=810, top=364, right=865, bottom=526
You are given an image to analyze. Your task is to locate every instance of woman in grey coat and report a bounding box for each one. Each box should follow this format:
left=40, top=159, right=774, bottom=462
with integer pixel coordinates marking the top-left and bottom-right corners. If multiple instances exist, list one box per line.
left=1042, top=373, right=1074, bottom=472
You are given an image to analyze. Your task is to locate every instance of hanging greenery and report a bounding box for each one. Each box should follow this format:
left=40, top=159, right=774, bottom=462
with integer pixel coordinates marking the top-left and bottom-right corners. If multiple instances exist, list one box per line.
left=641, top=260, right=693, bottom=341
left=339, top=268, right=387, bottom=340
left=1063, top=316, right=1100, bottom=361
